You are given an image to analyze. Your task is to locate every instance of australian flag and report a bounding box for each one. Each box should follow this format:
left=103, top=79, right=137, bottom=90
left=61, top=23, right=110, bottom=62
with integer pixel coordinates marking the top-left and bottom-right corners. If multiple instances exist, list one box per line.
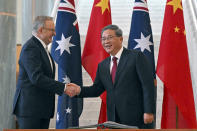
left=128, top=0, right=155, bottom=78
left=128, top=0, right=156, bottom=128
left=51, top=0, right=83, bottom=129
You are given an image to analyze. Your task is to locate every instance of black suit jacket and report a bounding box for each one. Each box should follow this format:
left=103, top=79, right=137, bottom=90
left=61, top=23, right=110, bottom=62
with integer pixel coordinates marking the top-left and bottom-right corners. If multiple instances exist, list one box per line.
left=13, top=36, right=65, bottom=118
left=79, top=48, right=156, bottom=128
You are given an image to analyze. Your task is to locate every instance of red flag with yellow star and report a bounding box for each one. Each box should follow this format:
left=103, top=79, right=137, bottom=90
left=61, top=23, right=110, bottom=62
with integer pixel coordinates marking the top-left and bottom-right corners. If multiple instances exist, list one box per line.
left=157, top=0, right=197, bottom=128
left=82, top=0, right=112, bottom=124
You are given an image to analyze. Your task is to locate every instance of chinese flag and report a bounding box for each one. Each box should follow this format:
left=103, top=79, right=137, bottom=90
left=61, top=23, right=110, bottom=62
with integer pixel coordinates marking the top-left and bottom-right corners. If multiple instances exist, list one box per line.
left=156, top=0, right=197, bottom=128
left=81, top=0, right=112, bottom=124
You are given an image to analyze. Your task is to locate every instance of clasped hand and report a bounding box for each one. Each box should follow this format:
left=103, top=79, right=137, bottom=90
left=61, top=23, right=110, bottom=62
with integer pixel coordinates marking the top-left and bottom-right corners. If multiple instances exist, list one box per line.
left=65, top=83, right=81, bottom=97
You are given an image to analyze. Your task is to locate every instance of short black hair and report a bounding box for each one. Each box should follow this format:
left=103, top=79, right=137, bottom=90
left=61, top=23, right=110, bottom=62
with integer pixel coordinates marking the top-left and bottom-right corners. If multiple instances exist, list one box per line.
left=101, top=24, right=123, bottom=37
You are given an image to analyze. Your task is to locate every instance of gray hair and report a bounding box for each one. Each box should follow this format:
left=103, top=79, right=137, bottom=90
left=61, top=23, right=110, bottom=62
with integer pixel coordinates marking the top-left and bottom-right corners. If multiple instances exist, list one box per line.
left=101, top=24, right=123, bottom=37
left=32, top=16, right=53, bottom=33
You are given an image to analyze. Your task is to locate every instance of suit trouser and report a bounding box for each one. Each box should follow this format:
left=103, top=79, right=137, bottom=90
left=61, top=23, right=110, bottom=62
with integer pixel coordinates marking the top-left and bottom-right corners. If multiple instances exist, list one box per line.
left=16, top=116, right=50, bottom=129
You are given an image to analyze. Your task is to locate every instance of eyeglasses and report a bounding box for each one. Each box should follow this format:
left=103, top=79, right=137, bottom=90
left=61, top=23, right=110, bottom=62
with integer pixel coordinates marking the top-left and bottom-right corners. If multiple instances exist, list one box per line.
left=43, top=27, right=55, bottom=32
left=101, top=35, right=117, bottom=42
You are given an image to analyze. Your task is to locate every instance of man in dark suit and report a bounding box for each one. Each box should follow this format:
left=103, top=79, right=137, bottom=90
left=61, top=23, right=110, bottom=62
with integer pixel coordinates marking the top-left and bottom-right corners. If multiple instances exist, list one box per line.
left=67, top=24, right=156, bottom=129
left=13, top=16, right=73, bottom=129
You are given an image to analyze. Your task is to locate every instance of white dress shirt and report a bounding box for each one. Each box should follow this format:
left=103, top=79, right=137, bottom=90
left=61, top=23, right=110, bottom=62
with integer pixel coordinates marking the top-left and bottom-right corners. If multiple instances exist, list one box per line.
left=110, top=46, right=124, bottom=73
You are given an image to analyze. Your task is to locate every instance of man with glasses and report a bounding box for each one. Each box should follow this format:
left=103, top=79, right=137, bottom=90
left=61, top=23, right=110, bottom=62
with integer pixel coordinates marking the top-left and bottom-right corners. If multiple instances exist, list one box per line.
left=13, top=16, right=70, bottom=129
left=66, top=24, right=156, bottom=129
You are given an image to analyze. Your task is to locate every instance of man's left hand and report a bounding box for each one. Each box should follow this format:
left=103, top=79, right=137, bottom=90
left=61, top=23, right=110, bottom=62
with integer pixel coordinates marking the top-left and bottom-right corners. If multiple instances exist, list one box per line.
left=144, top=113, right=154, bottom=124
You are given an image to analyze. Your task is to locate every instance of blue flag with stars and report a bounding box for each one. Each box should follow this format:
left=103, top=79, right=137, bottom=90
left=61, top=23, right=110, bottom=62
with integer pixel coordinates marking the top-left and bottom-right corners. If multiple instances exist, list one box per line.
left=128, top=0, right=155, bottom=78
left=51, top=0, right=83, bottom=129
left=128, top=0, right=156, bottom=128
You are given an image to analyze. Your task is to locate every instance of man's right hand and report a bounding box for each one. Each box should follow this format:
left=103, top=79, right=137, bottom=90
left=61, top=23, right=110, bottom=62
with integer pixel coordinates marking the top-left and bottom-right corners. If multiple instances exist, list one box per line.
left=64, top=83, right=81, bottom=97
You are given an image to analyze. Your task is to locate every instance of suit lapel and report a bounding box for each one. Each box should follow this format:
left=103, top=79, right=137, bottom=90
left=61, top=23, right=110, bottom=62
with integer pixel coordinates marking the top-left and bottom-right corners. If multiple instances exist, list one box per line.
left=114, top=48, right=129, bottom=86
left=49, top=52, right=55, bottom=78
left=103, top=57, right=114, bottom=87
left=33, top=36, right=53, bottom=76
left=43, top=50, right=53, bottom=76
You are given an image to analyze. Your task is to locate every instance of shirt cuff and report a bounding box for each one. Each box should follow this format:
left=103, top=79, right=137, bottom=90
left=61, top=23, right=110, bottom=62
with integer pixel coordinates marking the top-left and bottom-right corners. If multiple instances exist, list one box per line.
left=64, top=84, right=67, bottom=92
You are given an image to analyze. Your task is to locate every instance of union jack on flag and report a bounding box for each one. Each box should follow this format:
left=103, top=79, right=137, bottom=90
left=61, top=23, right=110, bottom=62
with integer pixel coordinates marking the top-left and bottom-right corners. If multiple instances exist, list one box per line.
left=51, top=0, right=83, bottom=129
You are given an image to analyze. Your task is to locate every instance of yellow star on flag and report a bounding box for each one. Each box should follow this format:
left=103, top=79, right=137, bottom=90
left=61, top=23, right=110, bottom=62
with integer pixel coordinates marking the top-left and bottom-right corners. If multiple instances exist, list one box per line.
left=95, top=0, right=109, bottom=14
left=167, top=0, right=183, bottom=14
left=174, top=26, right=180, bottom=32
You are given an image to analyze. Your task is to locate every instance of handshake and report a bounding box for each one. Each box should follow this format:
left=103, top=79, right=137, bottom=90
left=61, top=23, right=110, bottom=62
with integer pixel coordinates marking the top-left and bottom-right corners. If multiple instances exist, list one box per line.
left=65, top=83, right=81, bottom=97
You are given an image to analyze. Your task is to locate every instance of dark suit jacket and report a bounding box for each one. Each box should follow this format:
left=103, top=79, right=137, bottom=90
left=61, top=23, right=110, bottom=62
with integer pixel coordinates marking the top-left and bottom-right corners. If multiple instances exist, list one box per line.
left=79, top=48, right=156, bottom=128
left=13, top=36, right=65, bottom=118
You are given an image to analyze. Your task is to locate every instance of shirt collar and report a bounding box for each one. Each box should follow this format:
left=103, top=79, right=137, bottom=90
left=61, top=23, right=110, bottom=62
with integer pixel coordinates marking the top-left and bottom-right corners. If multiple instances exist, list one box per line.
left=32, top=33, right=47, bottom=49
left=111, top=46, right=123, bottom=60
